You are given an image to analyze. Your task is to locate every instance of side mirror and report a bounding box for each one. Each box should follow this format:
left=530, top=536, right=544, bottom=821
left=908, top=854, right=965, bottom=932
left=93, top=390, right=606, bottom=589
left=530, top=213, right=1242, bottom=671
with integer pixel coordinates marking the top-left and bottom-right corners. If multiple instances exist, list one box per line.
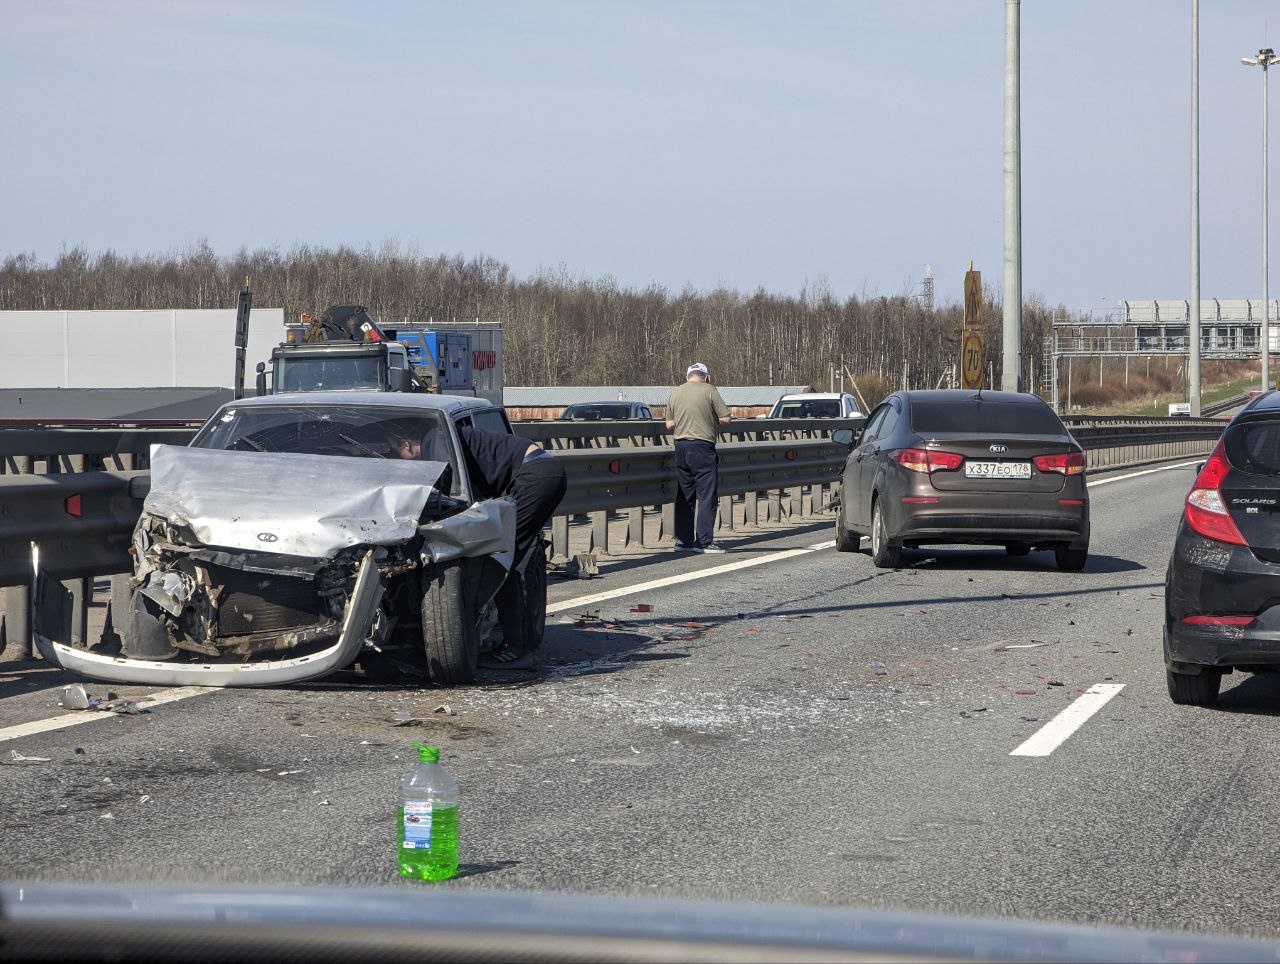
left=254, top=362, right=267, bottom=397
left=1195, top=462, right=1206, bottom=475
left=832, top=429, right=855, bottom=446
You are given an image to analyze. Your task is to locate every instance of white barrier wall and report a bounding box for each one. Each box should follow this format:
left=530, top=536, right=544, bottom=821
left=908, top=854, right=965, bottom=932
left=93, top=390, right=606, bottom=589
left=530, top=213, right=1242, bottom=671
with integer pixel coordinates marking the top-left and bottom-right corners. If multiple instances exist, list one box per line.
left=0, top=309, right=285, bottom=389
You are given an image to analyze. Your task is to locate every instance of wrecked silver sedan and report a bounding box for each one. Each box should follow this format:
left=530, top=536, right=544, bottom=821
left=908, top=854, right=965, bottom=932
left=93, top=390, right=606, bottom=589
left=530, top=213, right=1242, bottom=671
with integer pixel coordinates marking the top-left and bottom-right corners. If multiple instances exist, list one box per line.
left=35, top=394, right=520, bottom=688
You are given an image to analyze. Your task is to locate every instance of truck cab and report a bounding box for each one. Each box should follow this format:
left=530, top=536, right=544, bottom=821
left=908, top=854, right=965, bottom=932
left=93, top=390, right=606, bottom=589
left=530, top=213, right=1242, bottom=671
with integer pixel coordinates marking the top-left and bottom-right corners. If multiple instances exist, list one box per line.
left=260, top=341, right=418, bottom=395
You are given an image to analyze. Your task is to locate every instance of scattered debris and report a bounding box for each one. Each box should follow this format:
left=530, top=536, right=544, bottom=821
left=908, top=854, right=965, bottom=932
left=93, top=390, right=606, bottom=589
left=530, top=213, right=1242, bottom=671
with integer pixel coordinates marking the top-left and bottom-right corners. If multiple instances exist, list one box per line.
left=9, top=750, right=51, bottom=764
left=57, top=685, right=149, bottom=715
left=630, top=604, right=653, bottom=613
left=277, top=769, right=305, bottom=776
left=139, top=794, right=152, bottom=804
left=391, top=710, right=429, bottom=727
left=565, top=552, right=599, bottom=579
left=775, top=614, right=813, bottom=621
left=1021, top=716, right=1041, bottom=723
left=432, top=704, right=457, bottom=716
left=101, top=812, right=114, bottom=820
left=1047, top=680, right=1064, bottom=687
left=318, top=799, right=331, bottom=806
left=1014, top=690, right=1037, bottom=696
left=58, top=684, right=92, bottom=710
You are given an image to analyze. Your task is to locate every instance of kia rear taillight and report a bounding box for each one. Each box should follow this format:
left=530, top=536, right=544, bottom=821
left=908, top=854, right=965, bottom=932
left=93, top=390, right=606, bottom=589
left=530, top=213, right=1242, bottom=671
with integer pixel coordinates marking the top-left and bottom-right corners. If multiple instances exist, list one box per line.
left=1181, top=614, right=1254, bottom=626
left=896, top=448, right=963, bottom=473
left=1184, top=441, right=1247, bottom=545
left=1033, top=451, right=1087, bottom=475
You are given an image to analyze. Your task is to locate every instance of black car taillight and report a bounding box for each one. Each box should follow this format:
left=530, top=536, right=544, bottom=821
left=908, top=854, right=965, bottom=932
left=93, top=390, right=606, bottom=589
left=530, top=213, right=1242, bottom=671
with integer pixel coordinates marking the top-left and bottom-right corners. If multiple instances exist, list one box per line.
left=1184, top=441, right=1247, bottom=546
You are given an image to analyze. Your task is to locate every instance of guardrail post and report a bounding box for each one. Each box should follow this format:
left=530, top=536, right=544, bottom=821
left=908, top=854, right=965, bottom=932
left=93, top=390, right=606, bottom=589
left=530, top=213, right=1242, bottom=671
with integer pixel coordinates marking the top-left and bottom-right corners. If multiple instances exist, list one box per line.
left=551, top=515, right=569, bottom=562
left=718, top=495, right=733, bottom=533
left=788, top=486, right=802, bottom=520
left=67, top=577, right=90, bottom=647
left=0, top=585, right=31, bottom=661
left=589, top=510, right=609, bottom=555
left=768, top=490, right=781, bottom=523
left=745, top=491, right=759, bottom=526
left=660, top=502, right=675, bottom=543
left=627, top=507, right=644, bottom=547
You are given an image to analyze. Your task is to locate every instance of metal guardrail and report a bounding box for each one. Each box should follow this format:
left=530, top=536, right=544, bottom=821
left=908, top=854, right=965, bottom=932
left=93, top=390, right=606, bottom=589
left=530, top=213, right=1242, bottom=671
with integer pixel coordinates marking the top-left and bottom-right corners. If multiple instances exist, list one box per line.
left=0, top=412, right=1228, bottom=653
left=1202, top=393, right=1251, bottom=417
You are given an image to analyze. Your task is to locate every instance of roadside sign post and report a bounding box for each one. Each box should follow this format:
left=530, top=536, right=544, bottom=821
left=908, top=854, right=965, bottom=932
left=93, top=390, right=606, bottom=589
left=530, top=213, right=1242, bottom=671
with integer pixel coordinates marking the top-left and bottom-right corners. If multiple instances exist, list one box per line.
left=233, top=277, right=253, bottom=400
left=961, top=264, right=985, bottom=390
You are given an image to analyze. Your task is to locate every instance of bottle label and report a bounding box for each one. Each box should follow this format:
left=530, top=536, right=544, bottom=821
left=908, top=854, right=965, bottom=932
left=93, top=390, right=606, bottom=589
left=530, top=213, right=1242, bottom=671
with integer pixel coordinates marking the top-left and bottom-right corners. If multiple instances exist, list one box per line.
left=402, top=801, right=433, bottom=849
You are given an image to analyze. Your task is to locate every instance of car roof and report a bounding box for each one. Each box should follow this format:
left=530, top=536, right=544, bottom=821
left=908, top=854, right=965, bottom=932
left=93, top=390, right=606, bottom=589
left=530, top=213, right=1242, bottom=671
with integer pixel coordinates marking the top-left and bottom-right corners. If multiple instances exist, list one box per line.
left=895, top=390, right=1045, bottom=406
left=777, top=393, right=847, bottom=401
left=566, top=400, right=640, bottom=406
left=217, top=392, right=493, bottom=415
left=1242, top=389, right=1280, bottom=413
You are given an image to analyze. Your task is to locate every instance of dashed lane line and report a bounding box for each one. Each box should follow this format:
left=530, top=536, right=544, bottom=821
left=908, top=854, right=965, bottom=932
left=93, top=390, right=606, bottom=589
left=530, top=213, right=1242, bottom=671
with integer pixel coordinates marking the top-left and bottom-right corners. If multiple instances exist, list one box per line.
left=548, top=540, right=837, bottom=614
left=0, top=686, right=213, bottom=746
left=1009, top=683, right=1126, bottom=757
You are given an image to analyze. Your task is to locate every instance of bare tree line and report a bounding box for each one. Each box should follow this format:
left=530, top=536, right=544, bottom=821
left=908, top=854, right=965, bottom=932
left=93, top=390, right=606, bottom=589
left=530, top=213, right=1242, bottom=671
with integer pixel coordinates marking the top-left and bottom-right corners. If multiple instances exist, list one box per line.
left=0, top=243, right=1059, bottom=400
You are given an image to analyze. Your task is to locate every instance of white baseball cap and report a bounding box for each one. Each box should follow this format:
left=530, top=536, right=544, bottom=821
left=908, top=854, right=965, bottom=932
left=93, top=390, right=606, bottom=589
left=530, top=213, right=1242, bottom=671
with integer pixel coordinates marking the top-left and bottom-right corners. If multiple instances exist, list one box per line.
left=687, top=362, right=709, bottom=377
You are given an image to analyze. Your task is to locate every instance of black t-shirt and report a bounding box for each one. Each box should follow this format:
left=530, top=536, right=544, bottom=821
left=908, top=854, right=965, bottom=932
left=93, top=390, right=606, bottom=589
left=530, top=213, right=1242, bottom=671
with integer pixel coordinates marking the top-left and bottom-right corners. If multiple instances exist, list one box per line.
left=458, top=425, right=532, bottom=498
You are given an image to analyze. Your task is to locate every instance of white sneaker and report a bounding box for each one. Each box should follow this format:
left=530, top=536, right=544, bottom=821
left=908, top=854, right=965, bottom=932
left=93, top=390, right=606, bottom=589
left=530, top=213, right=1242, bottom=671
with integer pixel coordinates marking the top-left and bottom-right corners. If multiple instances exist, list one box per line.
left=701, top=543, right=727, bottom=554
left=673, top=541, right=699, bottom=552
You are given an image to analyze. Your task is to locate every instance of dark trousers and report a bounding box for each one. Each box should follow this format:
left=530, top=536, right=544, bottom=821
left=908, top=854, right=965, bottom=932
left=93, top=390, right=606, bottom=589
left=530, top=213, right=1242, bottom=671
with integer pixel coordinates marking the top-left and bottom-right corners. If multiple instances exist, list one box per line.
left=497, top=456, right=567, bottom=654
left=674, top=439, right=718, bottom=547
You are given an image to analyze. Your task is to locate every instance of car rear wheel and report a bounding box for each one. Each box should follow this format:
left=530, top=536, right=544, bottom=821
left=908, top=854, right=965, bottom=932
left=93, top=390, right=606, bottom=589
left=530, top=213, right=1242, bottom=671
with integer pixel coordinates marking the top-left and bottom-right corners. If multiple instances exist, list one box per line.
left=1167, top=667, right=1222, bottom=706
left=835, top=498, right=860, bottom=553
left=1054, top=545, right=1088, bottom=572
left=1005, top=543, right=1030, bottom=557
left=870, top=501, right=903, bottom=569
left=421, top=562, right=479, bottom=685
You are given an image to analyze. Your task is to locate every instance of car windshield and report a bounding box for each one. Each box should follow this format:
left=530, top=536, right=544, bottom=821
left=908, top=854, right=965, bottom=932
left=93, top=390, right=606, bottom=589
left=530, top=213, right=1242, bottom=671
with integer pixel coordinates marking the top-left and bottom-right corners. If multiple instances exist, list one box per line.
left=192, top=405, right=459, bottom=490
left=563, top=403, right=632, bottom=420
left=775, top=399, right=840, bottom=418
left=275, top=355, right=385, bottom=392
left=910, top=399, right=1065, bottom=435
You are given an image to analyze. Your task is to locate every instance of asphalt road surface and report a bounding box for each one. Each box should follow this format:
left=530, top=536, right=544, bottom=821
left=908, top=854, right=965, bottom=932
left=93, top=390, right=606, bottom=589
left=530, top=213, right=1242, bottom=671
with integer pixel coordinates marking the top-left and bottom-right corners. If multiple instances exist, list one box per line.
left=4, top=458, right=1277, bottom=941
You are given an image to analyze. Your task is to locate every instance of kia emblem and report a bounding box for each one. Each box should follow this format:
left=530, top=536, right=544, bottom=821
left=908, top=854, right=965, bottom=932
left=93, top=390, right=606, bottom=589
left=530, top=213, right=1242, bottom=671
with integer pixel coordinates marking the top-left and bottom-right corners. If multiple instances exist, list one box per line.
left=989, top=444, right=1008, bottom=453
left=257, top=532, right=279, bottom=543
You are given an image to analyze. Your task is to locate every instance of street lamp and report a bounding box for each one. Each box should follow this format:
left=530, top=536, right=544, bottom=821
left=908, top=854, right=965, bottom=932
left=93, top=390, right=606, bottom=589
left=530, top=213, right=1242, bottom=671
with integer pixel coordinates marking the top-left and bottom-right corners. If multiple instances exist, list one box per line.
left=1242, top=47, right=1280, bottom=390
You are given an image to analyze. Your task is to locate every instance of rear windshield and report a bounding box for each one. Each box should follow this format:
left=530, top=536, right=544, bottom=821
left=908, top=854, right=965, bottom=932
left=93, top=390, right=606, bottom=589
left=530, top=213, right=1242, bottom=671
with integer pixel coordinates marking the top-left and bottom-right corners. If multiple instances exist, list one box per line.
left=909, top=398, right=1065, bottom=435
left=775, top=399, right=840, bottom=418
left=1225, top=421, right=1280, bottom=475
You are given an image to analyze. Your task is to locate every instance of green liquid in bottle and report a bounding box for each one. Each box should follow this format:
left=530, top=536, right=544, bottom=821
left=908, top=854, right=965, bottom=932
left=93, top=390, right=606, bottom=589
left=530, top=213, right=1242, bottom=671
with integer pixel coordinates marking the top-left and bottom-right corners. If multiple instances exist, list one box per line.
left=398, top=804, right=459, bottom=880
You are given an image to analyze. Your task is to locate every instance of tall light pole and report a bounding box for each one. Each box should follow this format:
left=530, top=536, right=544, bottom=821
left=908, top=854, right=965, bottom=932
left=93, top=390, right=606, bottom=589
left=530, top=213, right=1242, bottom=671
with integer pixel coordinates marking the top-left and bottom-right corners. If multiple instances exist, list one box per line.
left=1242, top=47, right=1280, bottom=390
left=1002, top=0, right=1022, bottom=393
left=1189, top=0, right=1201, bottom=415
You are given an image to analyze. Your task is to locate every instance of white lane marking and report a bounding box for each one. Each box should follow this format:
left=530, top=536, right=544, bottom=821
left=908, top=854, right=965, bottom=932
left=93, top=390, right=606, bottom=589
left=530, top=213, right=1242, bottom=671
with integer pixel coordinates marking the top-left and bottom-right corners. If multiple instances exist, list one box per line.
left=1088, top=459, right=1201, bottom=488
left=548, top=540, right=836, bottom=614
left=1009, top=683, right=1125, bottom=757
left=0, top=685, right=213, bottom=746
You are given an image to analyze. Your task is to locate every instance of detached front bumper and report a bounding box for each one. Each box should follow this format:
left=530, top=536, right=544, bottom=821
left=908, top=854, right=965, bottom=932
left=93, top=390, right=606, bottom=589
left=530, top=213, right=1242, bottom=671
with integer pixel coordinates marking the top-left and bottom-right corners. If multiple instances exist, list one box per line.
left=33, top=550, right=383, bottom=688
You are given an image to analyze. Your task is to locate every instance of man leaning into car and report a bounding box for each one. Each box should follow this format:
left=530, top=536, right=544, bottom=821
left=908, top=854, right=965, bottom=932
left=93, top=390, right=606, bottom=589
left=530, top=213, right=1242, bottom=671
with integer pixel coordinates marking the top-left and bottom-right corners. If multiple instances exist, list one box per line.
left=387, top=422, right=566, bottom=670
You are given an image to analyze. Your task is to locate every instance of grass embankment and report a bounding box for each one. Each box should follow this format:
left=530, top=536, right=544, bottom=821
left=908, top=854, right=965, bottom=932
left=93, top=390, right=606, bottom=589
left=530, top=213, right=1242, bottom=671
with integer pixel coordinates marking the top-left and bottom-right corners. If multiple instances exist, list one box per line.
left=1057, top=360, right=1259, bottom=416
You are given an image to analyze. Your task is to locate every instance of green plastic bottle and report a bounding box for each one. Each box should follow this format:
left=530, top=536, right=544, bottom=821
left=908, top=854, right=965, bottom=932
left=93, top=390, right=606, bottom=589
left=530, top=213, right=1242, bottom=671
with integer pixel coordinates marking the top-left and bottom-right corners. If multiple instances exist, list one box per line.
left=397, top=743, right=459, bottom=880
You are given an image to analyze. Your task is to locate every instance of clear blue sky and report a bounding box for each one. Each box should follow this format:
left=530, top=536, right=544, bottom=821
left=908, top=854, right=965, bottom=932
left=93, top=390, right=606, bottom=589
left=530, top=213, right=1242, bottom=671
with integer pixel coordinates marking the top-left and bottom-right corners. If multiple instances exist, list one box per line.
left=2, top=0, right=1277, bottom=308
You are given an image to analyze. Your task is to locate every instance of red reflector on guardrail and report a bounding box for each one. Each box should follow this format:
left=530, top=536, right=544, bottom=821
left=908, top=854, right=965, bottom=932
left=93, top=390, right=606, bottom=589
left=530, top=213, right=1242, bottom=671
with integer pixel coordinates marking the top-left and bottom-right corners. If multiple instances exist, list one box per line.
left=609, top=459, right=621, bottom=474
left=64, top=494, right=82, bottom=517
left=785, top=449, right=796, bottom=461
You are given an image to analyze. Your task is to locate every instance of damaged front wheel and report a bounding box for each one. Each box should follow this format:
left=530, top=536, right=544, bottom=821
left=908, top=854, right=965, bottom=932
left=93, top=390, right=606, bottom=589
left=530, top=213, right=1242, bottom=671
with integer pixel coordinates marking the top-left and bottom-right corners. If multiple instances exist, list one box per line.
left=421, top=562, right=479, bottom=685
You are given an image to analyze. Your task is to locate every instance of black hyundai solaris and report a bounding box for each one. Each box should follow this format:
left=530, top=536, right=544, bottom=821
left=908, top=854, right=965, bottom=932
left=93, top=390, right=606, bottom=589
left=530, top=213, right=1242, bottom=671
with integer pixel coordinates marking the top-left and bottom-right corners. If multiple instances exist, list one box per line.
left=1165, top=390, right=1280, bottom=706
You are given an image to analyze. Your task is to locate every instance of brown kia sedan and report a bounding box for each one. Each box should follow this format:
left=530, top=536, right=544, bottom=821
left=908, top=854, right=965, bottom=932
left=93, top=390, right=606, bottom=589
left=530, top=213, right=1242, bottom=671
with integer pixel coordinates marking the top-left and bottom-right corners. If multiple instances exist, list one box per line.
left=832, top=391, right=1089, bottom=570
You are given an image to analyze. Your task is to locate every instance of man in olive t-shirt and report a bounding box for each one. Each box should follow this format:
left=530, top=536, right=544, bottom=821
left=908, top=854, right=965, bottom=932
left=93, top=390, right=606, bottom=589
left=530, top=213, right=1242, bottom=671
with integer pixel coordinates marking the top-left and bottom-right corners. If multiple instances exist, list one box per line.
left=665, top=362, right=732, bottom=552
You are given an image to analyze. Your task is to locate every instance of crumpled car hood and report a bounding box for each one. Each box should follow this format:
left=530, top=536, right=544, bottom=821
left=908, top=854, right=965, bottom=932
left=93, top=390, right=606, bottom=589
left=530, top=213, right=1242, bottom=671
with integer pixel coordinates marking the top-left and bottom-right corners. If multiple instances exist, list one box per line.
left=145, top=444, right=449, bottom=558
